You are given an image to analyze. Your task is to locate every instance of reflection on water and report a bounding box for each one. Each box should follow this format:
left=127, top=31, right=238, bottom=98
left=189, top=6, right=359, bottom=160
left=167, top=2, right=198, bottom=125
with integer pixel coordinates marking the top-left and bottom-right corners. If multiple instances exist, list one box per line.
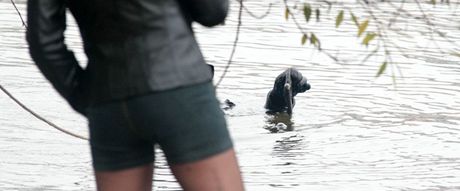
left=273, top=134, right=305, bottom=156
left=1, top=0, right=460, bottom=190
left=264, top=112, right=294, bottom=133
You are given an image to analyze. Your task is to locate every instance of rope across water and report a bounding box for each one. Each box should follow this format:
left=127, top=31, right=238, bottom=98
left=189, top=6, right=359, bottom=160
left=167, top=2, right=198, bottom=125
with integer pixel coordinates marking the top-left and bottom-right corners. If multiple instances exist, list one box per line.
left=214, top=0, right=244, bottom=88
left=0, top=85, right=89, bottom=140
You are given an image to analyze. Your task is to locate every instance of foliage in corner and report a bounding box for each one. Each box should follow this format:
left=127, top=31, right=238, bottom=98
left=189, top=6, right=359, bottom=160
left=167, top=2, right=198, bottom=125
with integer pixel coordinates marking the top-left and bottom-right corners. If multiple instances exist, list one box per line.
left=278, top=0, right=458, bottom=82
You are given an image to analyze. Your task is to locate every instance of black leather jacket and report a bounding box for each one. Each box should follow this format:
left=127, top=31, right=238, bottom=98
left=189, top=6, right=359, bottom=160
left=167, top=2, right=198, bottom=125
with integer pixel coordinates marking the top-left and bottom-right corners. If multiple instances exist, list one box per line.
left=26, top=0, right=228, bottom=115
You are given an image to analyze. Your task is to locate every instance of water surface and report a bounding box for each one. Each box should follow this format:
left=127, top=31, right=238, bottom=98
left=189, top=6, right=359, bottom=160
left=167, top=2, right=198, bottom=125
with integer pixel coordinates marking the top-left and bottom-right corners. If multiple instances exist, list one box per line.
left=1, top=1, right=460, bottom=190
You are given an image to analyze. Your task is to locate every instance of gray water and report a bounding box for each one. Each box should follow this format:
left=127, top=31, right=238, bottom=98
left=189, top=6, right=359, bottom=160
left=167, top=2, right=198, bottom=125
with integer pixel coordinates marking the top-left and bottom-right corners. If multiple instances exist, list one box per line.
left=1, top=1, right=460, bottom=190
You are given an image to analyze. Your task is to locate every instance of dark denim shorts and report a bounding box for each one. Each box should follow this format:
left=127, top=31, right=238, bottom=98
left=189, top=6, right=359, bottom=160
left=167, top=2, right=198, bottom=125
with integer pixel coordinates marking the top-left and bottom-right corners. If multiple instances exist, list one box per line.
left=87, top=82, right=233, bottom=171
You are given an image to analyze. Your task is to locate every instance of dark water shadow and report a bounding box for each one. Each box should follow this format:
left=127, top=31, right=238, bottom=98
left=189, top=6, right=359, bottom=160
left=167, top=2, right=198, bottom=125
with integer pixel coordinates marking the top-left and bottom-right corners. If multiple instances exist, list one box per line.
left=264, top=112, right=294, bottom=133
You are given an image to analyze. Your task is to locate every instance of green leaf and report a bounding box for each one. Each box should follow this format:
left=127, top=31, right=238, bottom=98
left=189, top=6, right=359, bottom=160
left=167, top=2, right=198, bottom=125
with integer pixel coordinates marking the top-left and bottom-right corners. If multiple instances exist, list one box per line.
left=316, top=39, right=321, bottom=50
left=285, top=8, right=289, bottom=20
left=315, top=9, right=320, bottom=22
left=310, top=33, right=321, bottom=50
left=362, top=32, right=377, bottom=46
left=450, top=52, right=460, bottom=57
left=350, top=12, right=359, bottom=27
left=336, top=10, right=344, bottom=28
left=310, top=33, right=317, bottom=45
left=430, top=0, right=436, bottom=5
left=303, top=3, right=312, bottom=22
left=301, top=34, right=308, bottom=45
left=376, top=61, right=388, bottom=77
left=358, top=20, right=369, bottom=37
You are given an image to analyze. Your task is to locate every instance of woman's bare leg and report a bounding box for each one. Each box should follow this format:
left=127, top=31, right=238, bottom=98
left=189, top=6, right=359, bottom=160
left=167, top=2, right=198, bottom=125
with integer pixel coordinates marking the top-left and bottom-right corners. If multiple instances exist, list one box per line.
left=170, top=148, right=244, bottom=191
left=94, top=163, right=153, bottom=191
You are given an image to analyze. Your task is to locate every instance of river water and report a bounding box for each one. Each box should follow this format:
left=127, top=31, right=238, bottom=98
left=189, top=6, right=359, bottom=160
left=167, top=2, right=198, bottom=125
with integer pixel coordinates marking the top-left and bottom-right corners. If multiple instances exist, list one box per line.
left=1, top=1, right=460, bottom=190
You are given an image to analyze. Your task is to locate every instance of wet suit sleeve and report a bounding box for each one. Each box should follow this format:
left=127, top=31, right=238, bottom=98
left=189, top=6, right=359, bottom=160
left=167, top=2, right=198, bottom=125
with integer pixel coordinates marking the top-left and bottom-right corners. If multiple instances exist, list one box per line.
left=26, top=0, right=87, bottom=115
left=177, top=0, right=229, bottom=27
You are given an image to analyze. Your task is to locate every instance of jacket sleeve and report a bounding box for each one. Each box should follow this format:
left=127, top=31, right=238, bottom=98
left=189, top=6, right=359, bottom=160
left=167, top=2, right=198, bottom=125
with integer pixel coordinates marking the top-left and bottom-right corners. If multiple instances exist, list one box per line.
left=177, top=0, right=229, bottom=27
left=26, top=0, right=87, bottom=115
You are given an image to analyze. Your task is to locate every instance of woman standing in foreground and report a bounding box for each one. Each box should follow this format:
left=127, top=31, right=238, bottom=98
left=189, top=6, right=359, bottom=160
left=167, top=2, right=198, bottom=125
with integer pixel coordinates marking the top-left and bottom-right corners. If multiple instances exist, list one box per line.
left=26, top=0, right=244, bottom=190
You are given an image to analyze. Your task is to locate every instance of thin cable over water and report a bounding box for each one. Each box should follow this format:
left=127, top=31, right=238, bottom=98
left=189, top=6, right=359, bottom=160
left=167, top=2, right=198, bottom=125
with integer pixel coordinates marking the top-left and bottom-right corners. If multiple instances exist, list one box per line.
left=0, top=85, right=88, bottom=140
left=10, top=0, right=27, bottom=28
left=215, top=0, right=244, bottom=88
